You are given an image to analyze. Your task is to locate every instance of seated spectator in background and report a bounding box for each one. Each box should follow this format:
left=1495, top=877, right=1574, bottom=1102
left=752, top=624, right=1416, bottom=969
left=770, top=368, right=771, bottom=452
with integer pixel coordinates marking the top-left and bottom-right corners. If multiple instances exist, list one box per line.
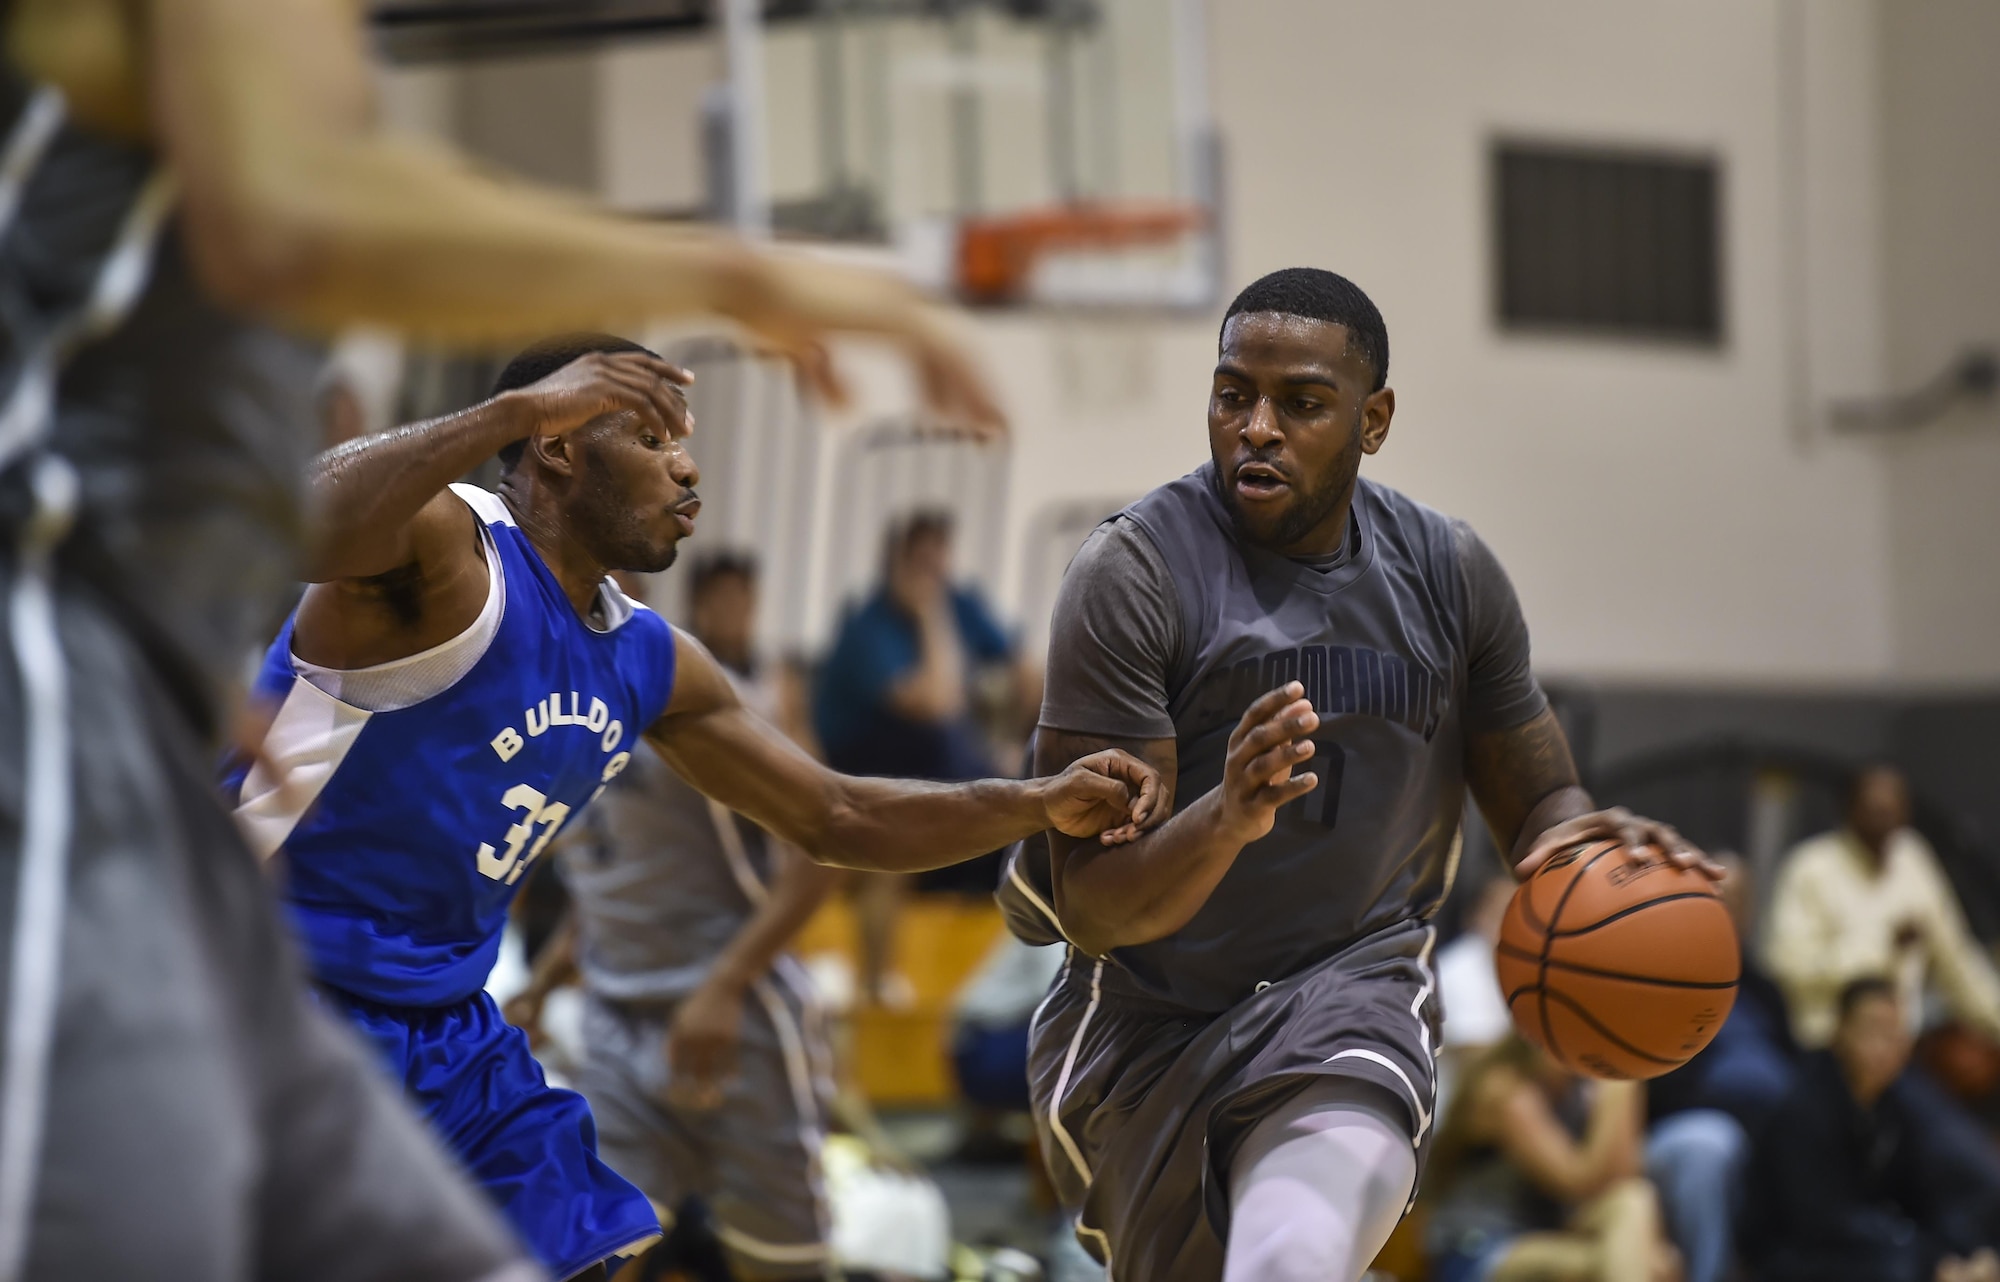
left=1437, top=875, right=1517, bottom=1107
left=1644, top=852, right=1799, bottom=1282
left=814, top=511, right=1033, bottom=1000
left=1425, top=1036, right=1681, bottom=1282
left=1743, top=977, right=2000, bottom=1282
left=815, top=510, right=1028, bottom=783
left=1766, top=764, right=2000, bottom=1051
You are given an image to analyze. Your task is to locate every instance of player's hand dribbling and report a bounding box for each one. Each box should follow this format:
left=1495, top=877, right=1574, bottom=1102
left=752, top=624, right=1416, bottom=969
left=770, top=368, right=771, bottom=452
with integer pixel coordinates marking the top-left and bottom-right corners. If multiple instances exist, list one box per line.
left=1513, top=807, right=1721, bottom=881
left=1044, top=749, right=1163, bottom=844
left=503, top=349, right=695, bottom=447
left=667, top=980, right=744, bottom=1112
left=1217, top=682, right=1320, bottom=845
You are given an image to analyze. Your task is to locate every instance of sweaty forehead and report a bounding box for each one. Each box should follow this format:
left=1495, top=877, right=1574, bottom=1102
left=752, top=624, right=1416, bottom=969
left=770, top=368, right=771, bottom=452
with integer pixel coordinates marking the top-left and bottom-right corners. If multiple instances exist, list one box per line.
left=1217, top=313, right=1362, bottom=382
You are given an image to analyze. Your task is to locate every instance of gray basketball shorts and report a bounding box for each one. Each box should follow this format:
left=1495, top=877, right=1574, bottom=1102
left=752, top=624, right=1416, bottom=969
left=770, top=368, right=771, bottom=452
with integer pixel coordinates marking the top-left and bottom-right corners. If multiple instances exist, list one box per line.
left=576, top=959, right=833, bottom=1280
left=1027, top=919, right=1441, bottom=1282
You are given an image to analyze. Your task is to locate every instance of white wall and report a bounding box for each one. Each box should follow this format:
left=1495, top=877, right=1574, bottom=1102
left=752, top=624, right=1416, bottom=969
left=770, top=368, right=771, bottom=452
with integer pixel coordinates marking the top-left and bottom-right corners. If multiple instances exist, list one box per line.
left=979, top=0, right=1908, bottom=686
left=377, top=1, right=1999, bottom=687
left=1878, top=0, right=2000, bottom=683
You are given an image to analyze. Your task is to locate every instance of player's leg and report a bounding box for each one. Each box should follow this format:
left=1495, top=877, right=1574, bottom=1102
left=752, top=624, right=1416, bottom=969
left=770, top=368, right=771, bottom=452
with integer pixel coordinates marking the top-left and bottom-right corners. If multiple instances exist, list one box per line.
left=1642, top=1109, right=1744, bottom=1282
left=329, top=988, right=663, bottom=1280
left=575, top=994, right=702, bottom=1220
left=1482, top=1232, right=1597, bottom=1281
left=1221, top=1077, right=1417, bottom=1282
left=1559, top=1177, right=1679, bottom=1282
left=577, top=994, right=735, bottom=1282
left=706, top=974, right=833, bottom=1280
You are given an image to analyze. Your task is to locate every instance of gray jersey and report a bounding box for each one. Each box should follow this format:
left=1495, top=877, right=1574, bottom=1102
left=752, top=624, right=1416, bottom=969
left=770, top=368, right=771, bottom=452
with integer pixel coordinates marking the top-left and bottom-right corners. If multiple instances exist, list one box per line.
left=1009, top=464, right=1545, bottom=1012
left=560, top=666, right=780, bottom=1001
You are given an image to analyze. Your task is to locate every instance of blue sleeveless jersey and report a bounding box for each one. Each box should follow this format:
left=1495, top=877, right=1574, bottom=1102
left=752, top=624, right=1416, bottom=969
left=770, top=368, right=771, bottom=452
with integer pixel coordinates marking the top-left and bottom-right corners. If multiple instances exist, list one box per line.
left=225, top=486, right=677, bottom=1006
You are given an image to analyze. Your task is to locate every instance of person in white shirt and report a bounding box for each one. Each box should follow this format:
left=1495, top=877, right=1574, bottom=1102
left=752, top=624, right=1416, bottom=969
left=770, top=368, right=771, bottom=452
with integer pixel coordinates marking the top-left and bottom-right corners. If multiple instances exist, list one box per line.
left=1765, top=764, right=2000, bottom=1050
left=1437, top=876, right=1516, bottom=1108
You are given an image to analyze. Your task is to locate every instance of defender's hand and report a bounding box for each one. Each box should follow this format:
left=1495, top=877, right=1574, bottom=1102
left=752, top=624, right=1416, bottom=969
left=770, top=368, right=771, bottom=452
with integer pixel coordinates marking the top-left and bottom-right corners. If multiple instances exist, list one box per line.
left=1514, top=808, right=1720, bottom=880
left=666, top=981, right=744, bottom=1112
left=504, top=349, right=694, bottom=446
left=1044, top=749, right=1162, bottom=844
left=1217, top=682, right=1319, bottom=845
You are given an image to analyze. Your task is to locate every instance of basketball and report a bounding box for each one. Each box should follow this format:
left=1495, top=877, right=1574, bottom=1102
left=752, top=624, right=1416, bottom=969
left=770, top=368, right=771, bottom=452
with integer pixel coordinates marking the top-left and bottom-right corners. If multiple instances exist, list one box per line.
left=1495, top=841, right=1740, bottom=1080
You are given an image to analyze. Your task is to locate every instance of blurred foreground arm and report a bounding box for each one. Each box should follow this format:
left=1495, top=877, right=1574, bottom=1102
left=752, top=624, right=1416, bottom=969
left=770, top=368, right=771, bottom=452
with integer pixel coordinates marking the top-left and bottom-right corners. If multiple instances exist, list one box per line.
left=16, top=0, right=1000, bottom=427
left=647, top=630, right=1159, bottom=872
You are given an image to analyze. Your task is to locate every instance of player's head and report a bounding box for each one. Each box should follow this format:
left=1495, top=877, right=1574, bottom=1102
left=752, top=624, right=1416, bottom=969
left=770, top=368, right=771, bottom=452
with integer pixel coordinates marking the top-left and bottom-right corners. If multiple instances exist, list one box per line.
left=1846, top=762, right=1911, bottom=853
left=1833, top=975, right=1910, bottom=1103
left=1211, top=268, right=1394, bottom=554
left=492, top=333, right=698, bottom=575
left=689, top=550, right=758, bottom=663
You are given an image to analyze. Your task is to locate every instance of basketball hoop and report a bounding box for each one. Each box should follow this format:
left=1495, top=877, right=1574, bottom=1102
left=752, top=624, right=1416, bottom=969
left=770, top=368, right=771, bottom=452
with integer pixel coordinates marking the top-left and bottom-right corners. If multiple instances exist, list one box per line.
left=953, top=201, right=1208, bottom=305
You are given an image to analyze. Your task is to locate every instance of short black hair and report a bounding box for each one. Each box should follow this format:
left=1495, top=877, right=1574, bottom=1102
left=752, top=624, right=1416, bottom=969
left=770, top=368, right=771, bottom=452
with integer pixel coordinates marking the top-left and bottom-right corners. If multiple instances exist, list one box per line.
left=1837, top=975, right=1898, bottom=1022
left=1845, top=761, right=1907, bottom=807
left=894, top=509, right=954, bottom=549
left=880, top=508, right=954, bottom=581
left=1221, top=267, right=1390, bottom=391
left=490, top=332, right=656, bottom=471
left=690, top=550, right=758, bottom=599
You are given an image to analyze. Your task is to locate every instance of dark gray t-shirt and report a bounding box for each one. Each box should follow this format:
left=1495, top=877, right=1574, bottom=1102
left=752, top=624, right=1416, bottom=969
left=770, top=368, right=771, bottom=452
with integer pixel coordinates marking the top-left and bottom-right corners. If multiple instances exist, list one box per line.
left=1016, top=465, right=1545, bottom=1011
left=560, top=731, right=774, bottom=1002
left=559, top=662, right=790, bottom=1001
left=1041, top=512, right=1542, bottom=742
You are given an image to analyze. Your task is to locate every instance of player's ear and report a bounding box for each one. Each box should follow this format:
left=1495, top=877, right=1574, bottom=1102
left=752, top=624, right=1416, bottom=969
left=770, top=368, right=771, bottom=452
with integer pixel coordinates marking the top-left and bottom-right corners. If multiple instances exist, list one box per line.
left=1359, top=386, right=1394, bottom=455
left=531, top=430, right=577, bottom=478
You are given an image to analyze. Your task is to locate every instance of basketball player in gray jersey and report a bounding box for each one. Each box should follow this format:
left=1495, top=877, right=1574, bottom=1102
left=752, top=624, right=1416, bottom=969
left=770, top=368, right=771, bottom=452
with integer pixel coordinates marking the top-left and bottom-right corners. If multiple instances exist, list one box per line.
left=511, top=554, right=840, bottom=1280
left=998, top=268, right=1712, bottom=1282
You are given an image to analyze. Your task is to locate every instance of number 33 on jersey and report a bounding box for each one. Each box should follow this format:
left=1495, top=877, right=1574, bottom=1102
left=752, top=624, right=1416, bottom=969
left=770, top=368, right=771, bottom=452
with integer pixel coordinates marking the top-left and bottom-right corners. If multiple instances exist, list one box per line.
left=223, top=486, right=677, bottom=1008
left=478, top=696, right=636, bottom=885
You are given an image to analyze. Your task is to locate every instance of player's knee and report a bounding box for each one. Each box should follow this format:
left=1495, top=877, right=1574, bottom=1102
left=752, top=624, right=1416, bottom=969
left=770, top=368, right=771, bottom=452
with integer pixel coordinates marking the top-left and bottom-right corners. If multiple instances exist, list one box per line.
left=1649, top=1108, right=1745, bottom=1172
left=1601, top=1176, right=1663, bottom=1230
left=1229, top=1213, right=1352, bottom=1282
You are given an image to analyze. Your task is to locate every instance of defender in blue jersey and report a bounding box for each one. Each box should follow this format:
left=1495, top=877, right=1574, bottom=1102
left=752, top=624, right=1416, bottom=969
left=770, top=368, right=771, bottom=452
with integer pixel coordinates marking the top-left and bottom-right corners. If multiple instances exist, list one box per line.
left=224, top=334, right=1158, bottom=1282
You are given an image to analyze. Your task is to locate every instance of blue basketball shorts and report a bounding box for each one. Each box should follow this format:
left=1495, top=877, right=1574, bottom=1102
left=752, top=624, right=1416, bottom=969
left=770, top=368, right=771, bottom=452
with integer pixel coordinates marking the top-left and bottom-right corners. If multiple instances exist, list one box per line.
left=325, top=986, right=662, bottom=1280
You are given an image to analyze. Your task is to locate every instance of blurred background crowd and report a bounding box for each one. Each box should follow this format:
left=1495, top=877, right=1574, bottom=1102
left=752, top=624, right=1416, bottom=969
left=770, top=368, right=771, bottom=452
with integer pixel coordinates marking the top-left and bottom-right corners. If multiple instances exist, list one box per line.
left=294, top=0, right=1999, bottom=1278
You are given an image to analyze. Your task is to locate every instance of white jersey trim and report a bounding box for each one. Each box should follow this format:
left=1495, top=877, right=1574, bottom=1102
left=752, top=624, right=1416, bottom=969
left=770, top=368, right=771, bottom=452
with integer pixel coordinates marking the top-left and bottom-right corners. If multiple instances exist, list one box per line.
left=234, top=679, right=374, bottom=860
left=1008, top=857, right=1076, bottom=948
left=447, top=482, right=642, bottom=633
left=291, top=516, right=505, bottom=713
left=1047, top=955, right=1104, bottom=1188
left=449, top=482, right=516, bottom=526
left=750, top=976, right=833, bottom=1260
left=714, top=1225, right=828, bottom=1265
left=1323, top=1048, right=1432, bottom=1144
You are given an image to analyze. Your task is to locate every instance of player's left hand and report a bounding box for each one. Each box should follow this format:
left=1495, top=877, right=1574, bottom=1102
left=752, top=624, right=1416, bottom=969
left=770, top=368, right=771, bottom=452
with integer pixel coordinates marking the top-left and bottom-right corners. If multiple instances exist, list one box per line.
left=502, top=990, right=549, bottom=1049
left=1514, top=807, right=1723, bottom=881
left=1043, top=749, right=1163, bottom=845
left=666, top=981, right=745, bottom=1111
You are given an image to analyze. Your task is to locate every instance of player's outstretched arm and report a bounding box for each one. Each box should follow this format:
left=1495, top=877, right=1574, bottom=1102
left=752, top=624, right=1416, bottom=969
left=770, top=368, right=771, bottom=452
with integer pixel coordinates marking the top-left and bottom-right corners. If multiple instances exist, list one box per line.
left=645, top=630, right=1160, bottom=873
left=1465, top=709, right=1718, bottom=879
left=1042, top=683, right=1319, bottom=959
left=112, top=0, right=999, bottom=429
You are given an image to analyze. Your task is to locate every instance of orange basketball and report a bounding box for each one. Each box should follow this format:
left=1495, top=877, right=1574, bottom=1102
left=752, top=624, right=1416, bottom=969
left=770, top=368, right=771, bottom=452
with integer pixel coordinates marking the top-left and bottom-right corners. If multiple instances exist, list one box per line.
left=1494, top=841, right=1739, bottom=1080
